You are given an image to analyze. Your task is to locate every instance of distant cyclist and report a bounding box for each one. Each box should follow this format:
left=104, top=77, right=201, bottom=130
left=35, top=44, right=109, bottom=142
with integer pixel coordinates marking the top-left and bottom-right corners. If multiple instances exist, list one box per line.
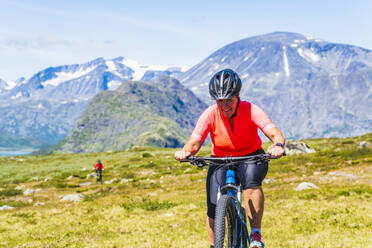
left=175, top=69, right=285, bottom=248
left=94, top=160, right=104, bottom=184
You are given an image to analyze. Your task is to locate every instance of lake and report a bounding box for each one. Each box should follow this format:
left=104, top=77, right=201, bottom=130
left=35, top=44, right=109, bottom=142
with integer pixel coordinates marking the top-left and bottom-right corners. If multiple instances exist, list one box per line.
left=0, top=148, right=38, bottom=157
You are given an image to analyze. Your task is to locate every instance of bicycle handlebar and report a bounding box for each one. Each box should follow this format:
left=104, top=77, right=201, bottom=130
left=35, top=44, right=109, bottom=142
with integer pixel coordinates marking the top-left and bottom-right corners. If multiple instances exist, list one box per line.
left=180, top=153, right=281, bottom=167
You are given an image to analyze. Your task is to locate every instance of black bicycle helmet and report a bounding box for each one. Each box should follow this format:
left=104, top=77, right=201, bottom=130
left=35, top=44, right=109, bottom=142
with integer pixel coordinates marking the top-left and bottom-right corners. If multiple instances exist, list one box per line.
left=209, top=69, right=242, bottom=100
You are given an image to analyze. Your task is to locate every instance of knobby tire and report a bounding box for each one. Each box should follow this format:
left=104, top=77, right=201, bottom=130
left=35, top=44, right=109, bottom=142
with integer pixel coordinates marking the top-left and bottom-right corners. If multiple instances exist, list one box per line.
left=214, top=195, right=237, bottom=248
left=240, top=207, right=248, bottom=248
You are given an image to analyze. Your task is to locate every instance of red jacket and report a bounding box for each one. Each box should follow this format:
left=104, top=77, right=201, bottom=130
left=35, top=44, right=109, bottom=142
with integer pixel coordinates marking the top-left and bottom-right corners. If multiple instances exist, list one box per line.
left=94, top=163, right=104, bottom=170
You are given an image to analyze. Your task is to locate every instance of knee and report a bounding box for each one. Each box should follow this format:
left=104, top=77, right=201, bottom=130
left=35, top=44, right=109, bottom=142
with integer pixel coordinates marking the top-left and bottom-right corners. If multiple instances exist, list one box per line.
left=243, top=186, right=262, bottom=197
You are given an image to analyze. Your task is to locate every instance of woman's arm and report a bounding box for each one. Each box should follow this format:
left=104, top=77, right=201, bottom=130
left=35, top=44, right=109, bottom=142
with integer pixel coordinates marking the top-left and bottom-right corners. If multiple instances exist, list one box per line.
left=263, top=127, right=285, bottom=157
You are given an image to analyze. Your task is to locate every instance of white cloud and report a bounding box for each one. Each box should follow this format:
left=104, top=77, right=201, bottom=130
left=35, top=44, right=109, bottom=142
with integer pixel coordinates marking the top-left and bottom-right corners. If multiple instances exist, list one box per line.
left=1, top=36, right=73, bottom=52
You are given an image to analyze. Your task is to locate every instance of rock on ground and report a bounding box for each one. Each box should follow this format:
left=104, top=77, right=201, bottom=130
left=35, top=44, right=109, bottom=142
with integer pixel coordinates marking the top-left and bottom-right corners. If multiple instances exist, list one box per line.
left=295, top=182, right=319, bottom=191
left=86, top=172, right=96, bottom=179
left=105, top=179, right=117, bottom=184
left=284, top=141, right=315, bottom=155
left=23, top=188, right=41, bottom=195
left=121, top=178, right=133, bottom=184
left=16, top=185, right=25, bottom=190
left=0, top=205, right=14, bottom=211
left=358, top=141, right=372, bottom=149
left=60, top=194, right=84, bottom=202
left=80, top=182, right=93, bottom=186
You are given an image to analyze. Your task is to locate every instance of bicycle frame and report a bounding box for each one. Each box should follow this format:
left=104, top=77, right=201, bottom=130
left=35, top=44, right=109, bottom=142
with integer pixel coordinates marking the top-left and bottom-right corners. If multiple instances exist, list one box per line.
left=217, top=167, right=249, bottom=247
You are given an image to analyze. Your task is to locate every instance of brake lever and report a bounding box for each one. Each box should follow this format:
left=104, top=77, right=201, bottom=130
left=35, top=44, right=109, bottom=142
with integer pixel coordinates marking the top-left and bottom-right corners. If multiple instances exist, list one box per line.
left=191, top=159, right=207, bottom=168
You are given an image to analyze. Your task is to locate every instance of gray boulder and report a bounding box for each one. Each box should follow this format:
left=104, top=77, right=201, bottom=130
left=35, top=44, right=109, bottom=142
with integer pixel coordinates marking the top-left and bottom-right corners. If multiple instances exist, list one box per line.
left=80, top=182, right=93, bottom=186
left=295, top=182, right=319, bottom=191
left=284, top=141, right=315, bottom=155
left=23, top=188, right=41, bottom=195
left=60, top=194, right=84, bottom=202
left=358, top=141, right=372, bottom=149
left=0, top=205, right=14, bottom=210
left=86, top=172, right=96, bottom=179
left=15, top=185, right=25, bottom=190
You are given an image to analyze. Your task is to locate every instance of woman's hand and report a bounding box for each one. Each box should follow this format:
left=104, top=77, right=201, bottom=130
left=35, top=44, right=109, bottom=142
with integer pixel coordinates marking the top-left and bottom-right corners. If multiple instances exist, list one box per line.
left=174, top=150, right=191, bottom=160
left=174, top=137, right=203, bottom=161
left=267, top=145, right=285, bottom=158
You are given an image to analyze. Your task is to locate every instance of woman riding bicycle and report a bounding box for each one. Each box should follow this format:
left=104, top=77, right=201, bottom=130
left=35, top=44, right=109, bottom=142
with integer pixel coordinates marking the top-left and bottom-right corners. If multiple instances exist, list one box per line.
left=174, top=69, right=285, bottom=248
left=94, top=160, right=104, bottom=184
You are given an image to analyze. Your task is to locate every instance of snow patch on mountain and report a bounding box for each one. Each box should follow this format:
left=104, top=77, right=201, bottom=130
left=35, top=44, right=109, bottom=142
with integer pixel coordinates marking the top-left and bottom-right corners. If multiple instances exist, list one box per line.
left=283, top=46, right=290, bottom=77
left=41, top=66, right=97, bottom=87
left=107, top=80, right=122, bottom=90
left=105, top=60, right=123, bottom=78
left=294, top=39, right=305, bottom=44
left=11, top=92, right=22, bottom=100
left=0, top=78, right=18, bottom=92
left=120, top=57, right=189, bottom=81
left=5, top=81, right=17, bottom=90
left=105, top=60, right=116, bottom=71
left=297, top=48, right=320, bottom=62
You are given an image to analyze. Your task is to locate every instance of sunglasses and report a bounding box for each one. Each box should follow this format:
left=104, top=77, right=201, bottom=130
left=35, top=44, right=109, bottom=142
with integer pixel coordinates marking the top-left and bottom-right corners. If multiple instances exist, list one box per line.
left=216, top=98, right=236, bottom=107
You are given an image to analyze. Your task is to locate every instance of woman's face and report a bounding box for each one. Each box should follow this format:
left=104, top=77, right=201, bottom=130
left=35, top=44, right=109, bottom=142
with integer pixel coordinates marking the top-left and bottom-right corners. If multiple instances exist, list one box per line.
left=216, top=96, right=239, bottom=119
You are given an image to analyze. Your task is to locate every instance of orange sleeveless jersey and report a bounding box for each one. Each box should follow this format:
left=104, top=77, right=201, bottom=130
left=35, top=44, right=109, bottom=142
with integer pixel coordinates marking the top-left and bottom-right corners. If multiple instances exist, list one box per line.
left=191, top=101, right=276, bottom=157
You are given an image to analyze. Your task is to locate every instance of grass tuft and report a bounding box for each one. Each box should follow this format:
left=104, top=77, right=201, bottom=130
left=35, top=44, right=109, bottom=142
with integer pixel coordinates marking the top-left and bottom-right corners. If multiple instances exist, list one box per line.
left=0, top=189, right=22, bottom=197
left=121, top=197, right=177, bottom=211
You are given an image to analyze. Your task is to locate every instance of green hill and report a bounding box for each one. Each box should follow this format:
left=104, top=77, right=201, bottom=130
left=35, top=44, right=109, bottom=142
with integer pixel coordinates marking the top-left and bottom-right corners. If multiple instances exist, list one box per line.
left=45, top=77, right=207, bottom=154
left=0, top=131, right=48, bottom=150
left=0, top=133, right=371, bottom=247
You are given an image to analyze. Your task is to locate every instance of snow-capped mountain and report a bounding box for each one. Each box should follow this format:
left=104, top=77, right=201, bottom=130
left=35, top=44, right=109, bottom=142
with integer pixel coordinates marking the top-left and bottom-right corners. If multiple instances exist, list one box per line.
left=0, top=57, right=188, bottom=148
left=1, top=57, right=187, bottom=102
left=0, top=78, right=18, bottom=94
left=179, top=32, right=372, bottom=139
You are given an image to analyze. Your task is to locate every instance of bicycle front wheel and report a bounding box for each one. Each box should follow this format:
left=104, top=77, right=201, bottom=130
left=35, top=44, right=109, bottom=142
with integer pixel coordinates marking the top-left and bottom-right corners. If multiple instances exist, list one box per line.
left=214, top=195, right=237, bottom=248
left=241, top=207, right=248, bottom=248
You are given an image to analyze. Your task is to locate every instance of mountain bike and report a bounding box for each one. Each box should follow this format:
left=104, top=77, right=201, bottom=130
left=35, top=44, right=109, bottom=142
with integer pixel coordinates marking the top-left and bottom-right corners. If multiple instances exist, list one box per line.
left=181, top=153, right=276, bottom=248
left=96, top=169, right=103, bottom=184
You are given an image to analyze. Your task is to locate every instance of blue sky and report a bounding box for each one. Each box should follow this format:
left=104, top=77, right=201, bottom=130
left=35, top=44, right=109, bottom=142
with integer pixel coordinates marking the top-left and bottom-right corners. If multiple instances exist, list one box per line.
left=1, top=0, right=371, bottom=81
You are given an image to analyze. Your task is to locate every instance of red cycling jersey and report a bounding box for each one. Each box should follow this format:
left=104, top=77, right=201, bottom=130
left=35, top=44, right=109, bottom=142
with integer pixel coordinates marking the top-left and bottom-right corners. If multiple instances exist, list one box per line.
left=191, top=101, right=276, bottom=157
left=94, top=163, right=104, bottom=170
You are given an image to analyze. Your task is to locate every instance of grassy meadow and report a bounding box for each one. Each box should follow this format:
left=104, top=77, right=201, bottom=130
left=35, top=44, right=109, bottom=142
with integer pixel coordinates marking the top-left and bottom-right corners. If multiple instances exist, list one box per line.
left=0, top=133, right=371, bottom=247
